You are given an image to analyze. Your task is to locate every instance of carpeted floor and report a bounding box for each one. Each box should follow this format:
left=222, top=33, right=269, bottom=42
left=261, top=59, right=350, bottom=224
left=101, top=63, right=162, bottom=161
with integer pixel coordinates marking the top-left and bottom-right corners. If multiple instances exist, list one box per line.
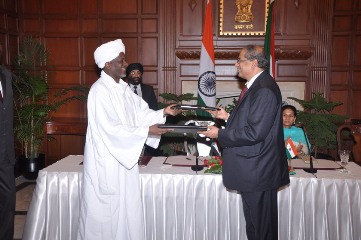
left=14, top=177, right=36, bottom=240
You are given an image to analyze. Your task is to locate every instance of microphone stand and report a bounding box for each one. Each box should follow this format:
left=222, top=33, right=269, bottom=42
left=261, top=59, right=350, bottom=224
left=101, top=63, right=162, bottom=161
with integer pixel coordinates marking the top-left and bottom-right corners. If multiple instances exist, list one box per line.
left=298, top=124, right=317, bottom=174
left=191, top=155, right=204, bottom=173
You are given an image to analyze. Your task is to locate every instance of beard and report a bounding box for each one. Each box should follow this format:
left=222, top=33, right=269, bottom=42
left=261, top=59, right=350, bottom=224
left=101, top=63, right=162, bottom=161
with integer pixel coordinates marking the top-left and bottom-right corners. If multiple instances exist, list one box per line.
left=128, top=76, right=142, bottom=85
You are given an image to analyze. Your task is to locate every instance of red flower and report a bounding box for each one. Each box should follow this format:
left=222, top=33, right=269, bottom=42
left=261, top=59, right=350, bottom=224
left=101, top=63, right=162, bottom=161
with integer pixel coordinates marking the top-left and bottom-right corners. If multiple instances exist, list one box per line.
left=203, top=160, right=209, bottom=166
left=215, top=156, right=221, bottom=160
left=219, top=160, right=223, bottom=165
left=210, top=163, right=215, bottom=168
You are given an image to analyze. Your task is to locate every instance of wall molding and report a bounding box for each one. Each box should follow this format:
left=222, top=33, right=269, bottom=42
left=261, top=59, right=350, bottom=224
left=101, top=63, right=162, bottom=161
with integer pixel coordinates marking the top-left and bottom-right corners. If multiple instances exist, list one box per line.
left=175, top=48, right=313, bottom=60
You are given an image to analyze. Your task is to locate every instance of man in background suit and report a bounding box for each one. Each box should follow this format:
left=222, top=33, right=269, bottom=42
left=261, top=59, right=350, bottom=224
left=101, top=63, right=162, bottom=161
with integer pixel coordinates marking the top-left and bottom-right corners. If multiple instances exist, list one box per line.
left=126, top=63, right=158, bottom=111
left=200, top=45, right=290, bottom=240
left=0, top=44, right=16, bottom=240
left=126, top=62, right=160, bottom=156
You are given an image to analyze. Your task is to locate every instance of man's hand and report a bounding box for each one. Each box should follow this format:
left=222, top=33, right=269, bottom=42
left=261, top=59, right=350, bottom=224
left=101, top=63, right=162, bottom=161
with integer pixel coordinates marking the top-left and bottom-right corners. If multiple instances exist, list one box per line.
left=148, top=124, right=173, bottom=136
left=198, top=125, right=219, bottom=139
left=207, top=107, right=229, bottom=120
left=163, top=104, right=182, bottom=116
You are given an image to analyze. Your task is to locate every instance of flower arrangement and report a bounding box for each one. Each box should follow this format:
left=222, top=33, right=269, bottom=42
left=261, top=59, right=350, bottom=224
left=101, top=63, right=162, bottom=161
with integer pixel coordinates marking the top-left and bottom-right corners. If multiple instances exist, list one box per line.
left=204, top=156, right=223, bottom=174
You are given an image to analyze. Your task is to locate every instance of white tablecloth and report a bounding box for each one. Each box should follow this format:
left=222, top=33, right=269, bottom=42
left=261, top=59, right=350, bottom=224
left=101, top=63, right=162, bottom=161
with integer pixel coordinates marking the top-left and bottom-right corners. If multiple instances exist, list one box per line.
left=23, top=156, right=361, bottom=240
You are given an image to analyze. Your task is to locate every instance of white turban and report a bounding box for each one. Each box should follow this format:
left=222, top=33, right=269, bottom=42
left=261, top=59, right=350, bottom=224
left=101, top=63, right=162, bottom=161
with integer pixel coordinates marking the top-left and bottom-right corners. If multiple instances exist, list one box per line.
left=94, top=39, right=125, bottom=69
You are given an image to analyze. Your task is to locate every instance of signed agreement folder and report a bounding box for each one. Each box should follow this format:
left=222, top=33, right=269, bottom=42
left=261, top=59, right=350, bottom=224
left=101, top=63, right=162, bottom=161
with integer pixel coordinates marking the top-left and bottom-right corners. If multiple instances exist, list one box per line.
left=158, top=124, right=207, bottom=133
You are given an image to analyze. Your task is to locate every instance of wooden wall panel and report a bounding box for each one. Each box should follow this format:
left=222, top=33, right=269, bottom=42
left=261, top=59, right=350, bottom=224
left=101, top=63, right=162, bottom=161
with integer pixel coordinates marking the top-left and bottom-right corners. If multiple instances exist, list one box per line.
left=43, top=1, right=79, bottom=15
left=80, top=0, right=98, bottom=14
left=142, top=19, right=157, bottom=33
left=331, top=36, right=350, bottom=66
left=330, top=0, right=361, bottom=119
left=22, top=19, right=41, bottom=33
left=329, top=90, right=349, bottom=114
left=82, top=37, right=99, bottom=67
left=82, top=19, right=98, bottom=33
left=143, top=71, right=158, bottom=85
left=355, top=35, right=361, bottom=66
left=7, top=15, right=18, bottom=32
left=277, top=61, right=309, bottom=81
left=141, top=37, right=158, bottom=65
left=45, top=38, right=79, bottom=67
left=331, top=71, right=349, bottom=85
left=20, top=0, right=39, bottom=14
left=178, top=0, right=203, bottom=37
left=44, top=19, right=79, bottom=33
left=119, top=37, right=138, bottom=64
left=84, top=70, right=99, bottom=86
left=354, top=71, right=361, bottom=86
left=352, top=91, right=361, bottom=117
left=142, top=0, right=158, bottom=14
left=334, top=0, right=353, bottom=10
left=284, top=0, right=311, bottom=36
left=8, top=35, right=19, bottom=65
left=102, top=0, right=137, bottom=14
left=0, top=0, right=18, bottom=66
left=50, top=71, right=81, bottom=85
left=358, top=16, right=361, bottom=30
left=333, top=16, right=352, bottom=31
left=102, top=19, right=138, bottom=33
left=0, top=13, right=6, bottom=30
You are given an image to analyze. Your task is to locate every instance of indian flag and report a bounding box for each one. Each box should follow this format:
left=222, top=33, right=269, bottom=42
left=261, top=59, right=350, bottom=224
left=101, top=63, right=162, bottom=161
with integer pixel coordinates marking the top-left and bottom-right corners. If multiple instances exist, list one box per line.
left=264, top=0, right=275, bottom=78
left=286, top=138, right=298, bottom=159
left=197, top=0, right=216, bottom=117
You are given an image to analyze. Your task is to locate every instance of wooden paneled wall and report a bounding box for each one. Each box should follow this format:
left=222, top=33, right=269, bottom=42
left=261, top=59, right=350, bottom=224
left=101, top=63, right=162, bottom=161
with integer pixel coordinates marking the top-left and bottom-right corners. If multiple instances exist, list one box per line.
left=329, top=0, right=361, bottom=118
left=1, top=0, right=360, bottom=162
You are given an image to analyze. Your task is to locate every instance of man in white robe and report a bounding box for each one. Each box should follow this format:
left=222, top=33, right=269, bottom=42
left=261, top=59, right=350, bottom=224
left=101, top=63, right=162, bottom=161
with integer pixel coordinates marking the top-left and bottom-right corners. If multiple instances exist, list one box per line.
left=77, top=39, right=180, bottom=240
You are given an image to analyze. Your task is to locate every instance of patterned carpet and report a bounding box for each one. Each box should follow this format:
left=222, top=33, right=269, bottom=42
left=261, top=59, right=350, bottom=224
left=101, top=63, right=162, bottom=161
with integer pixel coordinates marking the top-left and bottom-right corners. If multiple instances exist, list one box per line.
left=14, top=177, right=36, bottom=240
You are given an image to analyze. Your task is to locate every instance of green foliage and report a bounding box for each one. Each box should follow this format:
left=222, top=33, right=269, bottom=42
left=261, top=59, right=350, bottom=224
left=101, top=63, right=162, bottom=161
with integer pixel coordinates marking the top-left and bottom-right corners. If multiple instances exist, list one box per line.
left=12, top=37, right=88, bottom=159
left=288, top=92, right=347, bottom=152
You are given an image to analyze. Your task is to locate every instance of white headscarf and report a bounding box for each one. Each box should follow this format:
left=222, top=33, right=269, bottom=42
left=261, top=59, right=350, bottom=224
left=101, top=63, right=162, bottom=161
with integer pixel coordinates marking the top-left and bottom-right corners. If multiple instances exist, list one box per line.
left=94, top=39, right=125, bottom=69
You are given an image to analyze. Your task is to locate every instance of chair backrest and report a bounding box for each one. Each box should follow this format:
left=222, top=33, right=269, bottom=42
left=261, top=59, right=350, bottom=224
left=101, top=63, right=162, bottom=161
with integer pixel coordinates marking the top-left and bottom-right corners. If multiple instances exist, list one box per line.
left=352, top=128, right=361, bottom=163
left=337, top=123, right=361, bottom=162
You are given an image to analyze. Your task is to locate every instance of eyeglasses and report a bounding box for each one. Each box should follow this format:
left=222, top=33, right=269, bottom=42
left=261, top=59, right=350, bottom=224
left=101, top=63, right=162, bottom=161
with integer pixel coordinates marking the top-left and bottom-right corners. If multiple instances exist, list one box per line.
left=130, top=70, right=142, bottom=76
left=237, top=58, right=248, bottom=63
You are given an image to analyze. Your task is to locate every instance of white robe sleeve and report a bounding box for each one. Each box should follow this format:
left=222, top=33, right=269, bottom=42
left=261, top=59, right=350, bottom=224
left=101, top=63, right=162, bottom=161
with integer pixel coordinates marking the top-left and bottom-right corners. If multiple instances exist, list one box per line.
left=87, top=81, right=165, bottom=169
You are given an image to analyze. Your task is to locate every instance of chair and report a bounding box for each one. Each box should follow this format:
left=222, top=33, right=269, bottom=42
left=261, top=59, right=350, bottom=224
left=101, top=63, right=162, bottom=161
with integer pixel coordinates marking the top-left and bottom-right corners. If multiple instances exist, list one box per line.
left=337, top=123, right=361, bottom=163
left=43, top=118, right=87, bottom=166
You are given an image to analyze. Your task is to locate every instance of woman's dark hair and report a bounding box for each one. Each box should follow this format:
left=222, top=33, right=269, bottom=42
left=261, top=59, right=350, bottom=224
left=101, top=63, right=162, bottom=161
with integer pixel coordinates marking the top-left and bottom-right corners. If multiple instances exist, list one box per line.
left=282, top=105, right=297, bottom=117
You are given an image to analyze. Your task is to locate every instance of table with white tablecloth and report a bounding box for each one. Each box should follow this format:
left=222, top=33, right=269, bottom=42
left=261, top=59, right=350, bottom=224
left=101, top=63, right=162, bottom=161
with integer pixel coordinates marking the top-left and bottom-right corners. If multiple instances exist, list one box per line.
left=23, top=155, right=361, bottom=240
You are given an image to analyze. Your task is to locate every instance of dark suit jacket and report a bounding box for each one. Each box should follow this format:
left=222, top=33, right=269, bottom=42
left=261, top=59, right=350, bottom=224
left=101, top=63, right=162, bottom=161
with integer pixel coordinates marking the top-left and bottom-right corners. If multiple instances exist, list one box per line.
left=140, top=83, right=158, bottom=111
left=0, top=65, right=15, bottom=165
left=218, top=71, right=290, bottom=192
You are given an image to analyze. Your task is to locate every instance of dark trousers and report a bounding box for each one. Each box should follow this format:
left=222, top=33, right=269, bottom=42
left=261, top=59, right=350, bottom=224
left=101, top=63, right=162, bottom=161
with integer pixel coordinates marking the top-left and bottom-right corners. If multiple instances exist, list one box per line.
left=0, top=163, right=15, bottom=240
left=240, top=189, right=278, bottom=240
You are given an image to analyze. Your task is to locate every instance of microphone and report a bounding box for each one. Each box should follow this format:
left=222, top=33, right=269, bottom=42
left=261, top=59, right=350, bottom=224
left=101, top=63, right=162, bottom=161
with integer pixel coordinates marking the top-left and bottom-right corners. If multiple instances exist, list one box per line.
left=296, top=123, right=317, bottom=173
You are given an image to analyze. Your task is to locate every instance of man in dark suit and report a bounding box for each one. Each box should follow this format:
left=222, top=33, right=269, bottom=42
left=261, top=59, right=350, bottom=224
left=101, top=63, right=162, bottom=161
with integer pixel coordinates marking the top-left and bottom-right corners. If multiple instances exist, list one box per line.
left=126, top=62, right=158, bottom=111
left=126, top=62, right=160, bottom=156
left=0, top=44, right=16, bottom=240
left=201, top=45, right=290, bottom=240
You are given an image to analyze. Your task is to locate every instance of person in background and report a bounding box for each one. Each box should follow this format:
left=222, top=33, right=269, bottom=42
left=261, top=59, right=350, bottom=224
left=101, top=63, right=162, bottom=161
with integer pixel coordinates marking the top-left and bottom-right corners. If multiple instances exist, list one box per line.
left=126, top=62, right=161, bottom=156
left=126, top=62, right=158, bottom=111
left=282, top=104, right=311, bottom=158
left=77, top=39, right=181, bottom=240
left=0, top=43, right=16, bottom=240
left=200, top=45, right=290, bottom=240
